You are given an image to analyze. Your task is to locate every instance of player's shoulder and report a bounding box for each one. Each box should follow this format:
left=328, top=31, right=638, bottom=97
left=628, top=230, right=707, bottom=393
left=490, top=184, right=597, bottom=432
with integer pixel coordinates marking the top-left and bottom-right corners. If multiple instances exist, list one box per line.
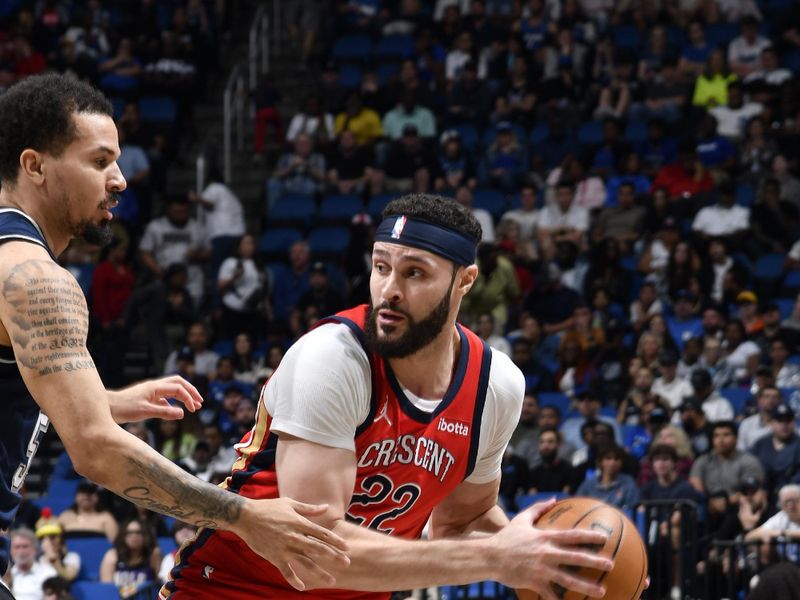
left=485, top=346, right=525, bottom=407
left=288, top=320, right=369, bottom=361
left=0, top=240, right=62, bottom=280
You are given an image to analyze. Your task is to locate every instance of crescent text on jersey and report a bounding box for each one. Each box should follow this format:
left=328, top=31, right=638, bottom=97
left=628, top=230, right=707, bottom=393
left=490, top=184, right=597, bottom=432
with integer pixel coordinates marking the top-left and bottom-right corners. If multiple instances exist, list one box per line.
left=357, top=434, right=457, bottom=483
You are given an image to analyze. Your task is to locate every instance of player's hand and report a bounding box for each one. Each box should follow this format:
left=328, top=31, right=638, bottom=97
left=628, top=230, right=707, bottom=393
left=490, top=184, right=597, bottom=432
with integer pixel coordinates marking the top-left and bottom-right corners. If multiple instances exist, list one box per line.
left=107, top=375, right=204, bottom=423
left=491, top=499, right=612, bottom=599
left=233, top=497, right=350, bottom=591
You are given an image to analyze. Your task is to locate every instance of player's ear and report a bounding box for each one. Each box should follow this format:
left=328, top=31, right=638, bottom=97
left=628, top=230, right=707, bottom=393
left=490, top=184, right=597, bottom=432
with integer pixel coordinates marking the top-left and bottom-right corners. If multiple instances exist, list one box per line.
left=19, top=149, right=45, bottom=186
left=458, top=264, right=479, bottom=295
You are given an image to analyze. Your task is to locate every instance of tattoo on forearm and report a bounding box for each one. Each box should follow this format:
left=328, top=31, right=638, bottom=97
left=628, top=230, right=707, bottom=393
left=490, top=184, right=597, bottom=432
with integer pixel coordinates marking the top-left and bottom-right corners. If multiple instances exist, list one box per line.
left=122, top=456, right=244, bottom=528
left=1, top=260, right=95, bottom=377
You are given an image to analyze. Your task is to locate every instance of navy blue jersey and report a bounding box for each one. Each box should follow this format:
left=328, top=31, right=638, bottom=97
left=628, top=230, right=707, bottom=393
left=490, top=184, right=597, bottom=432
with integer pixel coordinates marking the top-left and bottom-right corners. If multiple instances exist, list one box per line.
left=0, top=207, right=56, bottom=573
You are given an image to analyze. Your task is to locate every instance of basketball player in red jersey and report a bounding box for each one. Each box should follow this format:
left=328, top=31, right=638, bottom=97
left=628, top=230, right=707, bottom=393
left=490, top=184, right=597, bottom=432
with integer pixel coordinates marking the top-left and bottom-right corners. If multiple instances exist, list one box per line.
left=162, top=194, right=613, bottom=600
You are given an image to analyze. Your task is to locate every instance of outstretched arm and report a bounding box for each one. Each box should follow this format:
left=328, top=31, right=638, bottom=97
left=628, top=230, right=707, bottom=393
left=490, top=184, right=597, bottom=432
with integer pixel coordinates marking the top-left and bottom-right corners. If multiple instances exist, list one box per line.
left=0, top=243, right=348, bottom=591
left=275, top=434, right=611, bottom=596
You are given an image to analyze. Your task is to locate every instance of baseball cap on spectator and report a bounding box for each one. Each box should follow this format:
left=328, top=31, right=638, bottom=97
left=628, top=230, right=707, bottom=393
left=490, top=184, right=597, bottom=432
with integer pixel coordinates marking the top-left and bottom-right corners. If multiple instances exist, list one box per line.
left=674, top=289, right=696, bottom=303
left=737, top=291, right=758, bottom=305
left=575, top=386, right=599, bottom=401
left=659, top=349, right=679, bottom=365
left=690, top=369, right=712, bottom=390
left=738, top=475, right=763, bottom=494
left=402, top=123, right=419, bottom=136
left=177, top=346, right=195, bottom=362
left=440, top=129, right=460, bottom=145
left=310, top=261, right=327, bottom=275
left=496, top=121, right=513, bottom=133
left=771, top=404, right=796, bottom=421
left=648, top=407, right=670, bottom=424
left=679, top=396, right=703, bottom=413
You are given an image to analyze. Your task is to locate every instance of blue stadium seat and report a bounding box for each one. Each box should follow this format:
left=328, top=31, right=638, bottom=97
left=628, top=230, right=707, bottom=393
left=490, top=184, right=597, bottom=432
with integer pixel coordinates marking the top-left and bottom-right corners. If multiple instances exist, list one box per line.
left=775, top=298, right=795, bottom=320
left=374, top=34, right=415, bottom=61
left=269, top=194, right=315, bottom=227
left=71, top=582, right=119, bottom=600
left=577, top=120, right=604, bottom=146
left=158, top=536, right=176, bottom=558
left=736, top=183, right=755, bottom=207
left=720, top=388, right=752, bottom=416
left=754, top=253, right=785, bottom=281
left=35, top=494, right=74, bottom=516
left=789, top=355, right=800, bottom=366
left=472, top=188, right=507, bottom=221
left=338, top=64, right=364, bottom=89
left=376, top=62, right=399, bottom=86
left=211, top=339, right=234, bottom=357
left=529, top=122, right=550, bottom=145
left=46, top=477, right=80, bottom=500
left=538, top=392, right=570, bottom=417
left=257, top=227, right=302, bottom=257
left=69, top=538, right=113, bottom=581
left=331, top=34, right=372, bottom=63
left=705, top=23, right=739, bottom=47
left=784, top=49, right=800, bottom=74
left=319, top=194, right=364, bottom=223
left=611, top=25, right=643, bottom=50
left=367, top=194, right=394, bottom=220
left=516, top=492, right=569, bottom=511
left=451, top=123, right=480, bottom=154
left=308, top=227, right=351, bottom=255
left=784, top=270, right=800, bottom=290
left=624, top=120, right=648, bottom=144
left=138, top=97, right=177, bottom=124
left=66, top=264, right=94, bottom=298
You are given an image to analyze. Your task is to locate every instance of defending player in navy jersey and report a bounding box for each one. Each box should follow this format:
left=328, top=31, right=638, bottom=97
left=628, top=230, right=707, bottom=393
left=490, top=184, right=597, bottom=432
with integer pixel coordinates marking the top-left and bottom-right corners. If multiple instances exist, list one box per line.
left=163, top=194, right=613, bottom=600
left=0, top=74, right=348, bottom=597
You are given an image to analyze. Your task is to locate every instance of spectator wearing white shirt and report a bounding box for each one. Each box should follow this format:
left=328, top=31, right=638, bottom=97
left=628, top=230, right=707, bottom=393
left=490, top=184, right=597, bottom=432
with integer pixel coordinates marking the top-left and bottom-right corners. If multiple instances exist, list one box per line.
left=745, top=484, right=800, bottom=559
left=501, top=183, right=539, bottom=243
left=163, top=322, right=220, bottom=380
left=10, top=528, right=57, bottom=600
left=692, top=181, right=750, bottom=243
left=710, top=81, right=764, bottom=140
left=724, top=319, right=762, bottom=374
left=455, top=185, right=495, bottom=242
left=652, top=349, right=694, bottom=411
left=139, top=196, right=210, bottom=304
left=728, top=16, right=771, bottom=78
left=744, top=46, right=793, bottom=89
left=739, top=385, right=782, bottom=451
left=537, top=180, right=589, bottom=255
left=690, top=368, right=734, bottom=421
left=708, top=239, right=734, bottom=303
left=285, top=94, right=335, bottom=147
left=217, top=234, right=265, bottom=339
left=445, top=31, right=486, bottom=83
left=475, top=313, right=511, bottom=355
left=188, top=166, right=246, bottom=283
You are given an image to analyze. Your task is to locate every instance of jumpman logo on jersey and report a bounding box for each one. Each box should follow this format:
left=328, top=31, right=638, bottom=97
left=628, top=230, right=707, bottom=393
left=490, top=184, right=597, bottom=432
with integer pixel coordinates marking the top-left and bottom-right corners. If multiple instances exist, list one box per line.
left=373, top=397, right=392, bottom=426
left=203, top=565, right=214, bottom=580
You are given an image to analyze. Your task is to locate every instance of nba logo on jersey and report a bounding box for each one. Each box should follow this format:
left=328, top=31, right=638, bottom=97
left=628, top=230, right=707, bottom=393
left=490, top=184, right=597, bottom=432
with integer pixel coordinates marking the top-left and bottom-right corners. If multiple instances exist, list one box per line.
left=391, top=215, right=407, bottom=239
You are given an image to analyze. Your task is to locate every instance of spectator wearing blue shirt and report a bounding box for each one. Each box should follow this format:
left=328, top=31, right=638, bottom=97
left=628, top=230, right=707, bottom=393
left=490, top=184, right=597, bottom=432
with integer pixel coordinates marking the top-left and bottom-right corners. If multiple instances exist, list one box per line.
left=635, top=119, right=678, bottom=178
left=752, top=404, right=800, bottom=506
left=679, top=20, right=716, bottom=78
left=667, top=290, right=704, bottom=351
left=604, top=154, right=651, bottom=208
left=696, top=113, right=737, bottom=172
left=561, top=389, right=621, bottom=451
left=271, top=240, right=312, bottom=321
left=481, top=121, right=526, bottom=192
left=576, top=444, right=641, bottom=512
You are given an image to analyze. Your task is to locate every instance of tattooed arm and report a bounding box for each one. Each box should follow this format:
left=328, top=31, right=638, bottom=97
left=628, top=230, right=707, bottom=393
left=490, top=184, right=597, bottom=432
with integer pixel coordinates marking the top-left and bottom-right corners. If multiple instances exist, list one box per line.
left=0, top=243, right=349, bottom=590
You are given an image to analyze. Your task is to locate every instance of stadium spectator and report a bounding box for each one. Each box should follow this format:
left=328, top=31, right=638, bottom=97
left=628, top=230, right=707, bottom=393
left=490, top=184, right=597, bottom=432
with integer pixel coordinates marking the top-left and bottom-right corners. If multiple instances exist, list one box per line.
left=751, top=177, right=798, bottom=252
left=652, top=349, right=694, bottom=410
left=637, top=425, right=696, bottom=486
left=153, top=419, right=196, bottom=464
left=270, top=240, right=312, bottom=322
left=266, top=133, right=327, bottom=210
left=335, top=93, right=383, bottom=146
left=561, top=388, right=620, bottom=451
left=163, top=321, right=219, bottom=381
left=681, top=20, right=715, bottom=78
left=651, top=139, right=714, bottom=200
left=691, top=367, right=735, bottom=419
left=41, top=576, right=74, bottom=600
left=752, top=404, right=800, bottom=503
left=382, top=89, right=437, bottom=140
left=691, top=181, right=751, bottom=245
left=382, top=123, right=437, bottom=193
left=285, top=94, right=334, bottom=147
left=689, top=420, right=764, bottom=496
left=698, top=337, right=736, bottom=390
left=679, top=395, right=714, bottom=457
left=691, top=48, right=737, bottom=109
left=34, top=517, right=79, bottom=584
left=576, top=443, right=640, bottom=511
left=710, top=81, right=764, bottom=141
left=728, top=16, right=771, bottom=78
left=138, top=195, right=209, bottom=305
left=296, top=261, right=345, bottom=318
left=745, top=484, right=800, bottom=565
left=480, top=121, right=526, bottom=192
left=527, top=428, right=578, bottom=494
left=10, top=528, right=56, bottom=600
left=509, top=392, right=540, bottom=451
left=57, top=481, right=117, bottom=542
left=475, top=312, right=512, bottom=355
left=100, top=517, right=162, bottom=598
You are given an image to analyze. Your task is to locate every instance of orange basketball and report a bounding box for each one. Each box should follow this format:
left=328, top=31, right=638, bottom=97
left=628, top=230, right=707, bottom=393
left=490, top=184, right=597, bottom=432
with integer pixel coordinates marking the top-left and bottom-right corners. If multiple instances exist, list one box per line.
left=516, top=497, right=648, bottom=600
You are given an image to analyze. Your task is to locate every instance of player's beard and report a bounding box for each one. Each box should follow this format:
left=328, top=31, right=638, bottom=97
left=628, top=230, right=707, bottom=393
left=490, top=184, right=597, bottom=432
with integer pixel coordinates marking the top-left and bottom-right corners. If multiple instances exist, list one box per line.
left=365, top=275, right=456, bottom=359
left=64, top=193, right=117, bottom=247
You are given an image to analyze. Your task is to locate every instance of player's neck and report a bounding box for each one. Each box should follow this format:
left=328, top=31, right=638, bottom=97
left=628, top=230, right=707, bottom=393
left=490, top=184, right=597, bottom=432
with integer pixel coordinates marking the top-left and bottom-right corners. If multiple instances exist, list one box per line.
left=388, top=324, right=460, bottom=399
left=0, top=187, right=68, bottom=255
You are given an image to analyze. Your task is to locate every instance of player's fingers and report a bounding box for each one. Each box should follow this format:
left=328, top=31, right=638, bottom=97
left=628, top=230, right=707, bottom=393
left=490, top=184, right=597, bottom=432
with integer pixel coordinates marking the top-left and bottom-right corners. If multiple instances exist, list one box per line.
left=527, top=583, right=559, bottom=600
left=158, top=383, right=199, bottom=412
left=550, top=568, right=606, bottom=599
left=301, top=533, right=351, bottom=566
left=152, top=402, right=185, bottom=420
left=293, top=554, right=337, bottom=588
left=280, top=561, right=306, bottom=591
left=521, top=498, right=557, bottom=524
left=545, top=528, right=609, bottom=548
left=162, top=376, right=204, bottom=409
left=551, top=548, right=613, bottom=572
left=290, top=502, right=350, bottom=554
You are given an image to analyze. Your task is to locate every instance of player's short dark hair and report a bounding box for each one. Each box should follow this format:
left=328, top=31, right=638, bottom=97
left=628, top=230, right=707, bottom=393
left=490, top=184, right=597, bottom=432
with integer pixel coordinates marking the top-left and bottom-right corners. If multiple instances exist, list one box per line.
left=0, top=73, right=113, bottom=186
left=382, top=193, right=483, bottom=246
